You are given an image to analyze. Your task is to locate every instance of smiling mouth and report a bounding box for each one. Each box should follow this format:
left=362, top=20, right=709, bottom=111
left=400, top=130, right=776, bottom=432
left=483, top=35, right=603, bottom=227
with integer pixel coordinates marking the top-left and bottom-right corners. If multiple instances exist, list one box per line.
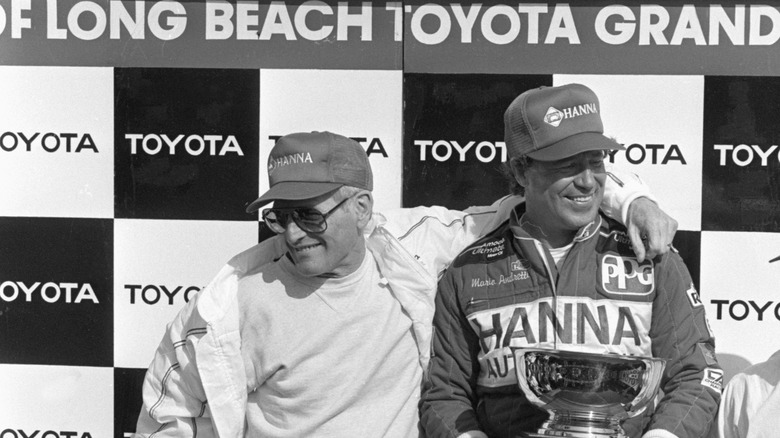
left=568, top=193, right=594, bottom=203
left=292, top=243, right=321, bottom=253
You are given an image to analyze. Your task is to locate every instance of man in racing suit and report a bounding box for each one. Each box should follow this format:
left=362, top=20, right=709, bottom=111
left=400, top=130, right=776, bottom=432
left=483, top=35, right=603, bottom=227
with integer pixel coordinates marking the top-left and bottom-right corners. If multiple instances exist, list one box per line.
left=420, top=84, right=720, bottom=438
left=133, top=130, right=677, bottom=437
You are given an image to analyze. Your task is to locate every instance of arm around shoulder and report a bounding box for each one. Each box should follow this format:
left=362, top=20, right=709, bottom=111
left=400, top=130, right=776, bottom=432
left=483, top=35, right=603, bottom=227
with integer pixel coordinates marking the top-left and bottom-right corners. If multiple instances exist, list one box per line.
left=603, top=166, right=678, bottom=262
left=601, top=166, right=656, bottom=225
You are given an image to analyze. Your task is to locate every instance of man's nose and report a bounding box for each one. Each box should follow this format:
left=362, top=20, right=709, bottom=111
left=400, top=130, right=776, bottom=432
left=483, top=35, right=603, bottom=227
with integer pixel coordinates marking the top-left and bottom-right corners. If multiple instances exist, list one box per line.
left=574, top=167, right=598, bottom=188
left=283, top=217, right=306, bottom=240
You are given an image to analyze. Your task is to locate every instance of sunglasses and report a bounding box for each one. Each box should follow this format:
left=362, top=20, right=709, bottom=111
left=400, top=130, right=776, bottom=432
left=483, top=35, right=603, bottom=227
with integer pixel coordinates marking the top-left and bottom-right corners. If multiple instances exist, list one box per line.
left=262, top=195, right=354, bottom=234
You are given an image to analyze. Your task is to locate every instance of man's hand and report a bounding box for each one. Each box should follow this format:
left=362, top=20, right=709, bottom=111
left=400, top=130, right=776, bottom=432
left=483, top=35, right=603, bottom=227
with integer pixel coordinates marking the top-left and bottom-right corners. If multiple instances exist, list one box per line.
left=626, top=197, right=679, bottom=263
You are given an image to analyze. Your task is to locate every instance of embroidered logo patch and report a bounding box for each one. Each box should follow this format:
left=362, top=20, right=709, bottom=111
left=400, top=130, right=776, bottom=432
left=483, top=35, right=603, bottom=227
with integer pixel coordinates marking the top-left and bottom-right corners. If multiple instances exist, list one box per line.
left=686, top=283, right=703, bottom=308
left=600, top=254, right=655, bottom=295
left=469, top=238, right=506, bottom=258
left=511, top=258, right=530, bottom=271
left=701, top=368, right=723, bottom=393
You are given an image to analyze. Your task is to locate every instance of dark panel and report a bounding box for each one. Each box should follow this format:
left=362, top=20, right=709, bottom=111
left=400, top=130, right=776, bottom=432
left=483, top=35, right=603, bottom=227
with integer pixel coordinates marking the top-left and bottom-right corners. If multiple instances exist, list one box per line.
left=115, top=367, right=148, bottom=438
left=672, top=230, right=701, bottom=293
left=702, top=76, right=780, bottom=232
left=115, top=68, right=259, bottom=221
left=403, top=73, right=551, bottom=210
left=0, top=217, right=113, bottom=366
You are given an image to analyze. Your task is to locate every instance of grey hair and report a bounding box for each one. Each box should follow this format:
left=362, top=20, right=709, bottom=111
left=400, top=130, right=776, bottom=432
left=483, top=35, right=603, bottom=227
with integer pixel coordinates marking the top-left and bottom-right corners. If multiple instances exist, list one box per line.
left=336, top=185, right=373, bottom=234
left=338, top=185, right=362, bottom=198
left=338, top=185, right=373, bottom=219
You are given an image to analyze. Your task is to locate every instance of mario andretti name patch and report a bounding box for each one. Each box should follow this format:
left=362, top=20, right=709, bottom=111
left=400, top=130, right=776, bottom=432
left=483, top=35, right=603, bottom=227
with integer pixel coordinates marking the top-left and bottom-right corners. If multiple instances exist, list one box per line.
left=469, top=257, right=530, bottom=289
left=600, top=254, right=655, bottom=296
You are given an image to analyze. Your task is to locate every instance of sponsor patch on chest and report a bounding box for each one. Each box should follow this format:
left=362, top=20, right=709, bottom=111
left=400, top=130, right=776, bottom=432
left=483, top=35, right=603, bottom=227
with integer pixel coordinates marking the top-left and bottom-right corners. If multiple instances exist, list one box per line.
left=468, top=238, right=506, bottom=259
left=600, top=254, right=654, bottom=296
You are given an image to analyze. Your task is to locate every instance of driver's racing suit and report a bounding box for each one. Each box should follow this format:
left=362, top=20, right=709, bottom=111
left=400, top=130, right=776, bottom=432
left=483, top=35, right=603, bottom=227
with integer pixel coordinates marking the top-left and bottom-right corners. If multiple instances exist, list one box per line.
left=420, top=206, right=721, bottom=438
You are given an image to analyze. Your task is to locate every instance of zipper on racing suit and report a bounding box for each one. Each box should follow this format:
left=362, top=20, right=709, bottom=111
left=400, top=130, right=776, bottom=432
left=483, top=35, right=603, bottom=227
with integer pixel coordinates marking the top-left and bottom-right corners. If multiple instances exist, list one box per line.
left=532, top=239, right=559, bottom=350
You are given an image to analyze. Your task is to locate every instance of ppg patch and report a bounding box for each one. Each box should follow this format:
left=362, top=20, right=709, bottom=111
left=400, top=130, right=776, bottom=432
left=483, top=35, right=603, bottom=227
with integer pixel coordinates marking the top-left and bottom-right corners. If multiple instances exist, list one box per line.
left=600, top=254, right=655, bottom=295
left=686, top=283, right=703, bottom=308
left=701, top=368, right=723, bottom=393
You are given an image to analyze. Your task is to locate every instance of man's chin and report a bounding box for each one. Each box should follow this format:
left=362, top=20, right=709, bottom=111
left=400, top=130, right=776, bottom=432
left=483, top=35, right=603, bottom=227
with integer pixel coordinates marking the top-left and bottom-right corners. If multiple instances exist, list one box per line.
left=288, top=257, right=324, bottom=278
left=293, top=265, right=323, bottom=278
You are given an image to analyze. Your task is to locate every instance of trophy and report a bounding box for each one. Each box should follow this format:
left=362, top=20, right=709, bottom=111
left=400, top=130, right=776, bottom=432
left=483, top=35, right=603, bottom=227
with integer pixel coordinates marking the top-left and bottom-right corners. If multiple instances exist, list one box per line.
left=513, top=348, right=666, bottom=438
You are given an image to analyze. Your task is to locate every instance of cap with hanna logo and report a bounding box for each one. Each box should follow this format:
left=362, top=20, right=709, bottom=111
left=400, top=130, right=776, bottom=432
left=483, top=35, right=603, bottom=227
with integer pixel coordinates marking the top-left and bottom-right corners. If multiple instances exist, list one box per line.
left=503, top=83, right=625, bottom=161
left=245, top=131, right=373, bottom=213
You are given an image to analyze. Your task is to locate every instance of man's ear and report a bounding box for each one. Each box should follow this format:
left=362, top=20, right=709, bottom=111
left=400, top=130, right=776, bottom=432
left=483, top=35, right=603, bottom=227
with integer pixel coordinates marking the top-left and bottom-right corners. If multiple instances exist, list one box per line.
left=353, top=190, right=374, bottom=229
left=512, top=161, right=530, bottom=189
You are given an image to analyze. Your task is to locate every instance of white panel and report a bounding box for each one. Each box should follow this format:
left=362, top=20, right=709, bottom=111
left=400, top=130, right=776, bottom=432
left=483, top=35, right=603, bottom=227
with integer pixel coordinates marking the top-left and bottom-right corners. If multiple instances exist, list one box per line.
left=113, top=219, right=258, bottom=368
left=701, top=231, right=780, bottom=377
left=0, top=66, right=114, bottom=218
left=554, top=75, right=704, bottom=231
left=259, top=69, right=403, bottom=212
left=0, top=364, right=113, bottom=436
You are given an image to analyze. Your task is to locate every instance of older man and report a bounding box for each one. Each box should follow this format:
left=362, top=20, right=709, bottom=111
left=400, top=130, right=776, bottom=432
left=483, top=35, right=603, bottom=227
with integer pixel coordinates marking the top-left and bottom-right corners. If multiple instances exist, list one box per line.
left=134, top=130, right=677, bottom=437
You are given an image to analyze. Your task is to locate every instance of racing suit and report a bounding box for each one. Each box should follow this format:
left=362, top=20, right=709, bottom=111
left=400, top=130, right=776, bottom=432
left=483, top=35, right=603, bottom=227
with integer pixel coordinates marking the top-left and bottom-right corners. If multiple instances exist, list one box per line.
left=420, top=205, right=721, bottom=438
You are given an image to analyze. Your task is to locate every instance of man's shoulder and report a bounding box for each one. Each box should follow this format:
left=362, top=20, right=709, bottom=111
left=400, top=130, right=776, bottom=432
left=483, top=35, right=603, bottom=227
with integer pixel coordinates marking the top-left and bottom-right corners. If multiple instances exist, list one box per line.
left=598, top=211, right=628, bottom=233
left=732, top=350, right=780, bottom=388
left=596, top=213, right=655, bottom=260
left=378, top=205, right=472, bottom=236
left=194, top=242, right=289, bottom=315
left=596, top=214, right=631, bottom=248
left=236, top=257, right=288, bottom=298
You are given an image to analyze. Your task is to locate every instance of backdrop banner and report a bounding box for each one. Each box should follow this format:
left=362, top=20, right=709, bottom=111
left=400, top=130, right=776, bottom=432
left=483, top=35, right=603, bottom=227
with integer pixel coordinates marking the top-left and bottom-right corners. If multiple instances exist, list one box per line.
left=1, top=1, right=778, bottom=436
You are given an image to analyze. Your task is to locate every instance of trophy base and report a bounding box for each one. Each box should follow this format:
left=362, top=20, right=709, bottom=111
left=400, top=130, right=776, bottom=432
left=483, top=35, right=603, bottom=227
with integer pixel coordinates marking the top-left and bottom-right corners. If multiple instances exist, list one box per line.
left=519, top=415, right=626, bottom=438
left=520, top=431, right=622, bottom=438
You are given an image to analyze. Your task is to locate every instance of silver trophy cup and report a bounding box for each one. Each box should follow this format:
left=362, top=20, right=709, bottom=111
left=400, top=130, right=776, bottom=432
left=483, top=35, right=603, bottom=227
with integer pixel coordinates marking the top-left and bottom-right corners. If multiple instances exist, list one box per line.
left=513, top=348, right=666, bottom=438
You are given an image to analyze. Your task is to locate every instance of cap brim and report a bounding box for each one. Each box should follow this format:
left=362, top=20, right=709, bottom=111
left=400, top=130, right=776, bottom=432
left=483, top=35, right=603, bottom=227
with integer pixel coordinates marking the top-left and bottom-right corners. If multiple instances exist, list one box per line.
left=245, top=182, right=343, bottom=213
left=526, top=132, right=625, bottom=161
